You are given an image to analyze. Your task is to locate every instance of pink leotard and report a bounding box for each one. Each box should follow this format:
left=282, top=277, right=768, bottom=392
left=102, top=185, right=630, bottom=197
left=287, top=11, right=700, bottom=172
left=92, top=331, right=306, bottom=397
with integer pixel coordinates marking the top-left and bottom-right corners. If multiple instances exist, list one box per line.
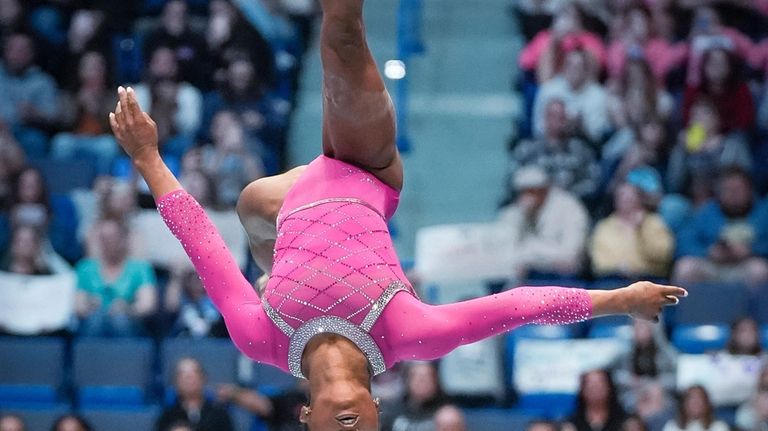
left=158, top=156, right=593, bottom=378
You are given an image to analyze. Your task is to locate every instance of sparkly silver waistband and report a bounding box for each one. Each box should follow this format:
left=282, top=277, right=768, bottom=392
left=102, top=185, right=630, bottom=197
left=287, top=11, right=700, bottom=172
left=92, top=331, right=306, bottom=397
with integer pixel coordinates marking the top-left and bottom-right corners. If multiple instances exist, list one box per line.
left=276, top=197, right=385, bottom=230
left=264, top=281, right=411, bottom=378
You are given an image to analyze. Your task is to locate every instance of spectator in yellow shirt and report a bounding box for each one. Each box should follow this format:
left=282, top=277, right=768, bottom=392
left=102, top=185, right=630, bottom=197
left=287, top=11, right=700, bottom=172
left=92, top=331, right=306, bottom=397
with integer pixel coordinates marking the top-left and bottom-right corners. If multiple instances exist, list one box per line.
left=590, top=178, right=674, bottom=279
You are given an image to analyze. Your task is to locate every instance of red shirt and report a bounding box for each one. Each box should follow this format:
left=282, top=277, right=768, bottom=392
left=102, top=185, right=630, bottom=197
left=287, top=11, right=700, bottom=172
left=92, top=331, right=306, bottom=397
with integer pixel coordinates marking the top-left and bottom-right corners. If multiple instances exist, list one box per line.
left=682, top=83, right=755, bottom=132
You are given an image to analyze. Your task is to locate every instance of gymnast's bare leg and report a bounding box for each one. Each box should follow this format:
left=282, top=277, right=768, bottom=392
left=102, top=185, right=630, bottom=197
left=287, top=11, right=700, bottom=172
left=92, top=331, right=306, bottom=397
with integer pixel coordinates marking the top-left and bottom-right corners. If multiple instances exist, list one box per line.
left=237, top=0, right=401, bottom=277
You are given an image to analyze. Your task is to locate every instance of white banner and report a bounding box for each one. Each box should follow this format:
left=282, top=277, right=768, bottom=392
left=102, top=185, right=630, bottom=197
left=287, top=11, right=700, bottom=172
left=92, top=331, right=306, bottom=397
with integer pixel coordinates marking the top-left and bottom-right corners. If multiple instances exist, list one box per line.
left=514, top=339, right=630, bottom=393
left=0, top=271, right=76, bottom=335
left=133, top=209, right=249, bottom=269
left=677, top=353, right=763, bottom=406
left=414, top=223, right=517, bottom=282
left=440, top=338, right=505, bottom=398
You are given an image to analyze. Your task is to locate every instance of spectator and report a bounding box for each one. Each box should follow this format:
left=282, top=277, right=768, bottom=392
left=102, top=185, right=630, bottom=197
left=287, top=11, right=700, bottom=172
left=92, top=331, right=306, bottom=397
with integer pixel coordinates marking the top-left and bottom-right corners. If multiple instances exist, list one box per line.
left=381, top=361, right=449, bottom=431
left=684, top=6, right=758, bottom=87
left=528, top=420, right=560, bottom=431
left=199, top=110, right=264, bottom=207
left=155, top=357, right=234, bottom=431
left=736, top=365, right=768, bottom=431
left=9, top=166, right=81, bottom=262
left=607, top=59, right=674, bottom=131
left=725, top=316, right=763, bottom=357
left=590, top=181, right=674, bottom=279
left=50, top=415, right=92, bottom=431
left=217, top=379, right=308, bottom=431
left=682, top=47, right=755, bottom=134
left=602, top=121, right=670, bottom=201
left=0, top=0, right=25, bottom=37
left=134, top=45, right=203, bottom=157
left=0, top=31, right=59, bottom=157
left=201, top=56, right=288, bottom=174
left=635, top=381, right=677, bottom=431
left=144, top=0, right=210, bottom=91
left=0, top=126, right=24, bottom=212
left=205, top=0, right=274, bottom=89
left=82, top=179, right=141, bottom=258
left=615, top=320, right=677, bottom=414
left=179, top=165, right=218, bottom=209
left=672, top=167, right=768, bottom=286
left=662, top=386, right=728, bottom=431
left=568, top=370, right=627, bottom=431
left=519, top=4, right=607, bottom=83
left=533, top=49, right=610, bottom=144
left=0, top=224, right=54, bottom=274
left=606, top=5, right=687, bottom=85
left=567, top=369, right=628, bottom=431
left=434, top=405, right=467, bottom=431
left=667, top=99, right=752, bottom=199
left=736, top=390, right=768, bottom=431
left=498, top=165, right=589, bottom=280
left=511, top=98, right=600, bottom=200
left=51, top=50, right=119, bottom=175
left=75, top=218, right=158, bottom=337
left=0, top=415, right=24, bottom=431
left=622, top=414, right=650, bottom=431
left=164, top=264, right=226, bottom=338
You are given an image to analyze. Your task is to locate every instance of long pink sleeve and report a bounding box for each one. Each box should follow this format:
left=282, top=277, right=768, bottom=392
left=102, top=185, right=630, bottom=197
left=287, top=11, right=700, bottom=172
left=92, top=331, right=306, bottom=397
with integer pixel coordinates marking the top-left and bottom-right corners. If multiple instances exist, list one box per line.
left=157, top=190, right=283, bottom=368
left=372, top=286, right=592, bottom=365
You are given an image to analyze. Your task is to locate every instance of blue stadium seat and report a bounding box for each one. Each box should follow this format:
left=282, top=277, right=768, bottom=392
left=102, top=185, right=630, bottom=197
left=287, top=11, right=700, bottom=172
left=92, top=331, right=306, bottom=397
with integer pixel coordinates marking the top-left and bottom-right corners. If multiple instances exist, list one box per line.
left=0, top=337, right=65, bottom=407
left=29, top=159, right=96, bottom=194
left=464, top=409, right=537, bottom=431
left=4, top=403, right=71, bottom=430
left=588, top=324, right=633, bottom=340
left=761, top=325, right=768, bottom=349
left=73, top=338, right=155, bottom=408
left=516, top=393, right=577, bottom=419
left=673, top=283, right=749, bottom=325
left=753, top=284, right=768, bottom=325
left=672, top=324, right=730, bottom=354
left=251, top=362, right=297, bottom=396
left=160, top=338, right=239, bottom=391
left=81, top=406, right=160, bottom=431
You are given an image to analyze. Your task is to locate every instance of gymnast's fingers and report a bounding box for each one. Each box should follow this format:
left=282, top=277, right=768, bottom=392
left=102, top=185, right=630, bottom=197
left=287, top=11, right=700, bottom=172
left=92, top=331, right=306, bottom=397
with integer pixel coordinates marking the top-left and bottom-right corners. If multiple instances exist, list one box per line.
left=663, top=295, right=680, bottom=306
left=125, top=87, right=142, bottom=122
left=109, top=112, right=122, bottom=139
left=662, top=285, right=688, bottom=299
left=117, top=86, right=133, bottom=126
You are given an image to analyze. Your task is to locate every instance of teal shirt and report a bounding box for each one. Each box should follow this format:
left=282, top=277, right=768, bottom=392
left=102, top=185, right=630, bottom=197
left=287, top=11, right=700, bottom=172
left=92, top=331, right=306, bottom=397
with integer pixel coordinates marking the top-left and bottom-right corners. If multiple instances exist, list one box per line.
left=76, top=259, right=157, bottom=308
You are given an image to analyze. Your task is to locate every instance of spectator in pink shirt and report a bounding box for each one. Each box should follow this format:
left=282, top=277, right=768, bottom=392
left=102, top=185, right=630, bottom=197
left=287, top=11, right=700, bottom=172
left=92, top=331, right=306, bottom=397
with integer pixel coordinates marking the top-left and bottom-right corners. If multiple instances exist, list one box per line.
left=519, top=3, right=607, bottom=83
left=606, top=5, right=688, bottom=85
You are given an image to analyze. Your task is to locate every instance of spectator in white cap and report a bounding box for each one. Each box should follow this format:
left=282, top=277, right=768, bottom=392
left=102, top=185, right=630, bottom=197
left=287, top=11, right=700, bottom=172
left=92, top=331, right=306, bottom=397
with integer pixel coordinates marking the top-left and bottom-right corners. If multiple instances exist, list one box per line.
left=497, top=165, right=590, bottom=280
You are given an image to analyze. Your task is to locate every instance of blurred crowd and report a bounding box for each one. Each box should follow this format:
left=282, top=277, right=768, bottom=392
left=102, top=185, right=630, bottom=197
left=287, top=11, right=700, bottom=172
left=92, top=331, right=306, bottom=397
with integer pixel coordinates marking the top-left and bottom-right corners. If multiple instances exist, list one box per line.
left=503, top=0, right=768, bottom=289
left=2, top=0, right=768, bottom=430
left=0, top=0, right=319, bottom=339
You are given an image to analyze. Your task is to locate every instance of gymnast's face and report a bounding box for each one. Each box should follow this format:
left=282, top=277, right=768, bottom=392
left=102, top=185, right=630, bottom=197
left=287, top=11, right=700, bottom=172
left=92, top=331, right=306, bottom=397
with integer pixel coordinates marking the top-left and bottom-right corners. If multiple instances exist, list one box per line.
left=299, top=384, right=379, bottom=431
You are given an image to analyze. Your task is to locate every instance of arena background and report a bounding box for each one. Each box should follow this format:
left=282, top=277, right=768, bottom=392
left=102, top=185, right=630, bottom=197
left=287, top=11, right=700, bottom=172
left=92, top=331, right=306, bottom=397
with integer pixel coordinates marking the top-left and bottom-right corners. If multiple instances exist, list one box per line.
left=0, top=0, right=767, bottom=430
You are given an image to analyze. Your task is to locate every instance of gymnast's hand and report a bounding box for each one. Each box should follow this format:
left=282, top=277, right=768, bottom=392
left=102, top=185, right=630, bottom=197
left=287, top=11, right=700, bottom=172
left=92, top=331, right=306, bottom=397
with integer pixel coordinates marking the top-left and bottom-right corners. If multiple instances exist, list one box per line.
left=109, top=86, right=159, bottom=162
left=109, top=86, right=181, bottom=199
left=590, top=281, right=687, bottom=323
left=622, top=281, right=688, bottom=322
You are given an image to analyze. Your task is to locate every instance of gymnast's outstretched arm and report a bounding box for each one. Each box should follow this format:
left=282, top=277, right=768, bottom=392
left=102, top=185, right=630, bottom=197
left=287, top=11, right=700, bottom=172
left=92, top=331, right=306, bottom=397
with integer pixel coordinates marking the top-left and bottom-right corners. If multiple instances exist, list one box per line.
left=109, top=87, right=276, bottom=362
left=381, top=282, right=687, bottom=362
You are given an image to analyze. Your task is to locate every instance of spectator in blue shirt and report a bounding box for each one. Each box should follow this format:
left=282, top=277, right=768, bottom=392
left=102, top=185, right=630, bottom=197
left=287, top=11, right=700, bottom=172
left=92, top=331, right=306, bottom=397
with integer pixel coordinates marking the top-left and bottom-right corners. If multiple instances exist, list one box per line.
left=672, top=166, right=768, bottom=286
left=0, top=32, right=59, bottom=157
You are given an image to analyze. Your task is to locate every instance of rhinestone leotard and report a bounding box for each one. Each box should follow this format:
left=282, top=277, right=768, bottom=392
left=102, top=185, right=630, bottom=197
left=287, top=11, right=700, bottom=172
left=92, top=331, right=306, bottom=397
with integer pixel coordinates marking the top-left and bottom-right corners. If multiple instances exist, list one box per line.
left=158, top=156, right=593, bottom=378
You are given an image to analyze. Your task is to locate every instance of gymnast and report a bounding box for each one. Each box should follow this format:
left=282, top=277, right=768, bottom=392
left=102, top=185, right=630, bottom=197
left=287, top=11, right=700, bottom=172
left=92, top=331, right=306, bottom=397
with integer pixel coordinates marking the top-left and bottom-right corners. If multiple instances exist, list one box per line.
left=109, top=1, right=687, bottom=429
